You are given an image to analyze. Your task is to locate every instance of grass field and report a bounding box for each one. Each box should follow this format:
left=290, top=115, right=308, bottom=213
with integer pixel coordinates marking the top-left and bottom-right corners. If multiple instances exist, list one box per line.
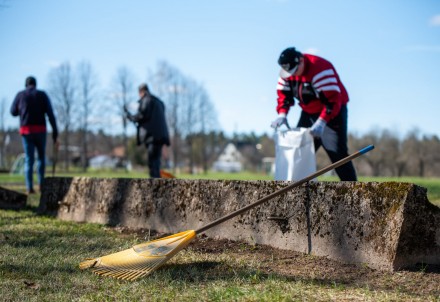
left=2, top=171, right=439, bottom=206
left=1, top=171, right=440, bottom=301
left=1, top=204, right=439, bottom=301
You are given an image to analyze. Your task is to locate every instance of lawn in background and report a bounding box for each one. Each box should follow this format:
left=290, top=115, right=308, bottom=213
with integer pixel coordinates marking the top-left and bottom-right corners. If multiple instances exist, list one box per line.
left=2, top=171, right=439, bottom=206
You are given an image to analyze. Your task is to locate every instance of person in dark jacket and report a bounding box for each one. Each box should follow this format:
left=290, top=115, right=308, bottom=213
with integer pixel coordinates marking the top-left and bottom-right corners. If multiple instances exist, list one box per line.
left=10, top=76, right=58, bottom=193
left=125, top=83, right=170, bottom=178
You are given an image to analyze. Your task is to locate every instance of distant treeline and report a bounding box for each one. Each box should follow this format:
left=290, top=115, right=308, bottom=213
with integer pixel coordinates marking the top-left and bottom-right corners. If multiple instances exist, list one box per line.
left=1, top=126, right=440, bottom=177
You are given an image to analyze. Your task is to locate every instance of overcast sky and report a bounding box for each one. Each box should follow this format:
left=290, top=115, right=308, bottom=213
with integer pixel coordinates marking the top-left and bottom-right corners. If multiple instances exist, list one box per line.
left=1, top=0, right=439, bottom=138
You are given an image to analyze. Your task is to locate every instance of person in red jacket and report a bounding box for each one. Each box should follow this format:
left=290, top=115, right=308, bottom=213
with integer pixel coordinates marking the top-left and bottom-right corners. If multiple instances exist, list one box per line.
left=11, top=76, right=58, bottom=193
left=271, top=47, right=357, bottom=181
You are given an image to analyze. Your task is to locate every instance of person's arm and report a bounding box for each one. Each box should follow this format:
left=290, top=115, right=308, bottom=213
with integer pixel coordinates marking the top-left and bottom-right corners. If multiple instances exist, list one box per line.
left=271, top=76, right=294, bottom=129
left=311, top=65, right=343, bottom=122
left=126, top=97, right=153, bottom=123
left=276, top=76, right=294, bottom=116
left=10, top=92, right=21, bottom=117
left=44, top=93, right=58, bottom=142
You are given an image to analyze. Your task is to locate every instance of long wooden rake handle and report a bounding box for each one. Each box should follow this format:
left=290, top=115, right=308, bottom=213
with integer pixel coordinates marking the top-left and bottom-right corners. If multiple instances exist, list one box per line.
left=195, top=145, right=374, bottom=234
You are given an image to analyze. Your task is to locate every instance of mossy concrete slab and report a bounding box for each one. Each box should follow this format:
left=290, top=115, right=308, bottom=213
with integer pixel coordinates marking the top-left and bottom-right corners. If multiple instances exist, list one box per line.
left=39, top=177, right=440, bottom=271
left=0, top=186, right=27, bottom=210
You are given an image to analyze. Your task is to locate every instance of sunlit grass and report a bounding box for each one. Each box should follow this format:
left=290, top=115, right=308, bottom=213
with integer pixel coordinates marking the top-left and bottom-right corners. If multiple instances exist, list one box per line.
left=0, top=207, right=437, bottom=302
left=0, top=171, right=438, bottom=301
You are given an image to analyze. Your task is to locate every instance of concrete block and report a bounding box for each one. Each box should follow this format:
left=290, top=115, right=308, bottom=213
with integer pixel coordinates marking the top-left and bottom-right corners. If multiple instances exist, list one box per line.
left=0, top=186, right=27, bottom=210
left=39, top=177, right=440, bottom=271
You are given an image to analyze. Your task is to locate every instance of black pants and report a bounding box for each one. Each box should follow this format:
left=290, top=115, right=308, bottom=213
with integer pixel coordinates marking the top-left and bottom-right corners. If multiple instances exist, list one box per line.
left=297, top=105, right=357, bottom=181
left=147, top=143, right=163, bottom=178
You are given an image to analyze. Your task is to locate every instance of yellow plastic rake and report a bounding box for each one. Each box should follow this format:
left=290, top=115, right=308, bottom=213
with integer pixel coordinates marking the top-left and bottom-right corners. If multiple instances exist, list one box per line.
left=80, top=145, right=374, bottom=281
left=79, top=230, right=196, bottom=281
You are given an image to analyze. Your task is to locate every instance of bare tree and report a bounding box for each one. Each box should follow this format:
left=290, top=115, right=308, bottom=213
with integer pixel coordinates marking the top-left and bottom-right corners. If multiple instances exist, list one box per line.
left=48, top=62, right=76, bottom=171
left=197, top=86, right=218, bottom=173
left=380, top=130, right=401, bottom=176
left=423, top=135, right=440, bottom=177
left=181, top=79, right=199, bottom=173
left=0, top=97, right=6, bottom=168
left=113, top=66, right=135, bottom=170
left=355, top=131, right=383, bottom=176
left=77, top=60, right=98, bottom=172
left=418, top=134, right=440, bottom=177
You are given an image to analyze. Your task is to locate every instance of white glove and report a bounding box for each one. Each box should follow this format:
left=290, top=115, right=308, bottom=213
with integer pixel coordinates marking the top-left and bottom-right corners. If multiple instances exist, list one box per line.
left=310, top=118, right=326, bottom=137
left=271, top=114, right=290, bottom=129
left=310, top=118, right=338, bottom=152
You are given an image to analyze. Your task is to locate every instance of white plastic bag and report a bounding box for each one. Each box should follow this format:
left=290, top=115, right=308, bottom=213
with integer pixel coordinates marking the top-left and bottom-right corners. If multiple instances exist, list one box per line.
left=274, top=127, right=316, bottom=181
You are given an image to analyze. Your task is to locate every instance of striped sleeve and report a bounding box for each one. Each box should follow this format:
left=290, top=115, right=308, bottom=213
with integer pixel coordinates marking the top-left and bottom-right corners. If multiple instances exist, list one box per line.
left=312, top=69, right=341, bottom=94
left=276, top=76, right=294, bottom=115
left=312, top=68, right=343, bottom=121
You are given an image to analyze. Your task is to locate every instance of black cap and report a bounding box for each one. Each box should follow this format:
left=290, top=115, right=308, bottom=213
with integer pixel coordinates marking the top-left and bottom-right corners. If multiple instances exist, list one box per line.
left=278, top=47, right=302, bottom=77
left=25, top=76, right=37, bottom=88
left=138, top=83, right=149, bottom=92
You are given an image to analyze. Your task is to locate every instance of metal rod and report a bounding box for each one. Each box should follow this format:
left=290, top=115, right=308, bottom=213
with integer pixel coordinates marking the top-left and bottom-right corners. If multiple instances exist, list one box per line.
left=195, top=145, right=374, bottom=234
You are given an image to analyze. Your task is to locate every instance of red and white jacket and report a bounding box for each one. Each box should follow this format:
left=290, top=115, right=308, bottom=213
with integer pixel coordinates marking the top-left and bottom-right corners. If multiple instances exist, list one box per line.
left=276, top=54, right=349, bottom=122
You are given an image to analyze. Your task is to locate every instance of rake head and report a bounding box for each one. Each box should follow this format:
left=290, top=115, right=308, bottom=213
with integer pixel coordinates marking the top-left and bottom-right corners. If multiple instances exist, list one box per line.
left=79, top=230, right=196, bottom=281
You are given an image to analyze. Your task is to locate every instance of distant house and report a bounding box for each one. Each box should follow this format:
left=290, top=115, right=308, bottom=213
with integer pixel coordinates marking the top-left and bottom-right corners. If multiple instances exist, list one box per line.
left=88, top=145, right=132, bottom=170
left=89, top=155, right=120, bottom=169
left=212, top=143, right=243, bottom=172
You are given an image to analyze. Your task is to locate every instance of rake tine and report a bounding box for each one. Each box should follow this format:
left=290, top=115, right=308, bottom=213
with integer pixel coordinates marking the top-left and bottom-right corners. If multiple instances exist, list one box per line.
left=115, top=271, right=131, bottom=280
left=125, top=271, right=143, bottom=281
left=130, top=272, right=147, bottom=281
left=99, top=269, right=115, bottom=277
left=91, top=267, right=107, bottom=274
left=124, top=269, right=144, bottom=281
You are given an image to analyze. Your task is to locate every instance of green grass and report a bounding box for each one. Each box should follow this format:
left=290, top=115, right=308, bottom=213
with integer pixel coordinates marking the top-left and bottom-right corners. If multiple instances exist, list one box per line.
left=359, top=176, right=440, bottom=206
left=1, top=206, right=438, bottom=302
left=2, top=171, right=439, bottom=206
left=1, top=173, right=439, bottom=301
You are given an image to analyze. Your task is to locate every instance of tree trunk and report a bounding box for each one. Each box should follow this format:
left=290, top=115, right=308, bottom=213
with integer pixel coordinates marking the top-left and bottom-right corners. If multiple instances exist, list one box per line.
left=81, top=128, right=88, bottom=172
left=63, top=127, right=70, bottom=171
left=419, top=159, right=425, bottom=177
left=187, top=137, right=194, bottom=174
left=122, top=116, right=128, bottom=172
left=202, top=134, right=208, bottom=174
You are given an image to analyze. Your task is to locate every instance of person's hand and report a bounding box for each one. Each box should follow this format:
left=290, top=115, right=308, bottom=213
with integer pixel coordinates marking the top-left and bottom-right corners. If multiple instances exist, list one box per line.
left=310, top=118, right=326, bottom=138
left=123, top=105, right=131, bottom=117
left=271, top=115, right=290, bottom=129
left=124, top=106, right=134, bottom=122
left=53, top=139, right=60, bottom=151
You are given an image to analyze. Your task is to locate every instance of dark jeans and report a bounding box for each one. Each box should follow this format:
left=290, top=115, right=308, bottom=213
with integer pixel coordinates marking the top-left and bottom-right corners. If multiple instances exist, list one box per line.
left=21, top=133, right=46, bottom=191
left=147, top=143, right=163, bottom=178
left=297, top=105, right=357, bottom=181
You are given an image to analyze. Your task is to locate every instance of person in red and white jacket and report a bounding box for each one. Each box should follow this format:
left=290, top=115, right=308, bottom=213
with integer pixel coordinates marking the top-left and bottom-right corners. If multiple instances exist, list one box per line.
left=271, top=47, right=357, bottom=181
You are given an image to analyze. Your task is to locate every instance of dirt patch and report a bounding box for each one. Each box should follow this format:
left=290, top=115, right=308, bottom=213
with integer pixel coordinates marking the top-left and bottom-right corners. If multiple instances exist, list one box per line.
left=113, top=226, right=440, bottom=298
